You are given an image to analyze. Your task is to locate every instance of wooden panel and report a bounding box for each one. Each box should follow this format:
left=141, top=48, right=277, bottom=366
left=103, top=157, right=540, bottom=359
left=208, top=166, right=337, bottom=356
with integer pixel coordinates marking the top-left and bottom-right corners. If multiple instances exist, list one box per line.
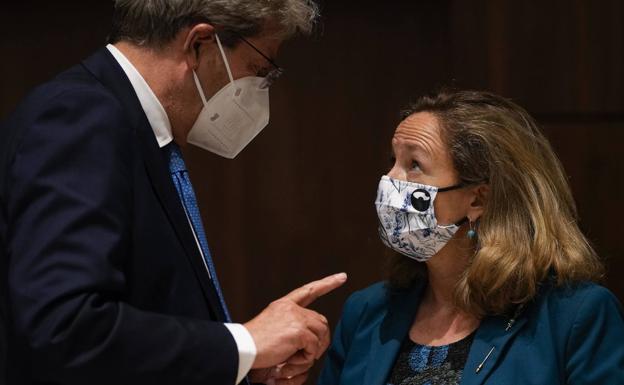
left=450, top=0, right=624, bottom=114
left=542, top=122, right=624, bottom=297
left=0, top=2, right=114, bottom=117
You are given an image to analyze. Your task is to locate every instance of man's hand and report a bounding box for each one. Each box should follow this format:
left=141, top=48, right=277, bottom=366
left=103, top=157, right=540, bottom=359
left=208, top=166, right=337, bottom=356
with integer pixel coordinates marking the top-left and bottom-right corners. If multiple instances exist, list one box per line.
left=244, top=273, right=348, bottom=370
left=249, top=359, right=314, bottom=385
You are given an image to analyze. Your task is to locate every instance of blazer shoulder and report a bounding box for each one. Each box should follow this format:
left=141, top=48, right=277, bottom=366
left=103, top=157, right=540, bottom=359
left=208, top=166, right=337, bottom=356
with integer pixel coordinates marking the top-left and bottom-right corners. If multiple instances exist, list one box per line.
left=1, top=71, right=135, bottom=191
left=344, top=281, right=391, bottom=314
left=569, top=282, right=622, bottom=316
left=25, top=67, right=122, bottom=115
left=542, top=281, right=621, bottom=310
left=534, top=281, right=623, bottom=332
left=550, top=282, right=624, bottom=382
left=342, top=280, right=423, bottom=325
left=0, top=67, right=130, bottom=195
left=7, top=69, right=131, bottom=148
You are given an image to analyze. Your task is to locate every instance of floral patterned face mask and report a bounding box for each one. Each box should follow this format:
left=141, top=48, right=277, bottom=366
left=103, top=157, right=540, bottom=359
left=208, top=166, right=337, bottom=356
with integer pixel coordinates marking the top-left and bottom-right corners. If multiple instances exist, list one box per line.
left=375, top=175, right=467, bottom=262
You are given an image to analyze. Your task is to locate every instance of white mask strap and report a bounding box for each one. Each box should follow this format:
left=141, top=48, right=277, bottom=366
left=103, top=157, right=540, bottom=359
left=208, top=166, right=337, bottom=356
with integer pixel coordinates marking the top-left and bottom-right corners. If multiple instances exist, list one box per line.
left=215, top=33, right=235, bottom=84
left=192, top=71, right=208, bottom=104
left=192, top=33, right=235, bottom=105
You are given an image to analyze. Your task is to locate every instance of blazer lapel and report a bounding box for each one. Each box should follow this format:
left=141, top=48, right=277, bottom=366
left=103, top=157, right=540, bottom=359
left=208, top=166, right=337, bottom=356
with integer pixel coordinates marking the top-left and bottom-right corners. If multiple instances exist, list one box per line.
left=81, top=48, right=227, bottom=321
left=461, top=308, right=529, bottom=385
left=363, top=282, right=426, bottom=385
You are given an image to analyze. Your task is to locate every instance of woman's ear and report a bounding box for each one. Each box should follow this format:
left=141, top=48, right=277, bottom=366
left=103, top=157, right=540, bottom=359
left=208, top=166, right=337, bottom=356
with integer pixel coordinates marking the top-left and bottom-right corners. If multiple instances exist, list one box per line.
left=467, top=184, right=489, bottom=222
left=183, top=23, right=216, bottom=70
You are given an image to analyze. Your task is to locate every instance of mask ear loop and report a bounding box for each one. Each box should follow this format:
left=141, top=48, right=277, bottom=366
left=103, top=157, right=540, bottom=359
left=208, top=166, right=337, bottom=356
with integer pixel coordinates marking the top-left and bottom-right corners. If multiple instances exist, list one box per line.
left=214, top=34, right=235, bottom=87
left=192, top=33, right=236, bottom=105
left=192, top=71, right=209, bottom=105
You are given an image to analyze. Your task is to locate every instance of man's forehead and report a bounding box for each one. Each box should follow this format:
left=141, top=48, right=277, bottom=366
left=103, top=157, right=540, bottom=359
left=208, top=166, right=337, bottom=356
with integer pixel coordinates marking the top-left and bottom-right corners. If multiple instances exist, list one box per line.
left=248, top=22, right=284, bottom=57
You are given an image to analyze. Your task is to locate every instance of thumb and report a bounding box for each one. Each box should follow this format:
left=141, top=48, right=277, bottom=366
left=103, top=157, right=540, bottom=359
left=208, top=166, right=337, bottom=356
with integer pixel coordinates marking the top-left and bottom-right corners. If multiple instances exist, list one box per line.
left=284, top=273, right=348, bottom=307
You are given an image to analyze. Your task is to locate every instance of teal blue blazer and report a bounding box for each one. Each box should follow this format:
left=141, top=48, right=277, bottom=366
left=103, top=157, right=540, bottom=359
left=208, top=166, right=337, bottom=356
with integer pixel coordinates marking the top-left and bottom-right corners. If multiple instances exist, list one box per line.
left=319, top=280, right=624, bottom=385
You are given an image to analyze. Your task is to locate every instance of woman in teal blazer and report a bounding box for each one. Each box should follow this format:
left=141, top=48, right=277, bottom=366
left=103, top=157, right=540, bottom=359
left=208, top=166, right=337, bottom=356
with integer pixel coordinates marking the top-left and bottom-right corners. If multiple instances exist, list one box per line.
left=319, top=280, right=624, bottom=384
left=319, top=90, right=624, bottom=385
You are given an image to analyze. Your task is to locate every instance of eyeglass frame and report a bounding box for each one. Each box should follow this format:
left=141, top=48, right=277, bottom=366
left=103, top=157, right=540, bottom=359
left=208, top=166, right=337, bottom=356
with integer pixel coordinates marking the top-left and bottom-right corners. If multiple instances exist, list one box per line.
left=230, top=32, right=284, bottom=89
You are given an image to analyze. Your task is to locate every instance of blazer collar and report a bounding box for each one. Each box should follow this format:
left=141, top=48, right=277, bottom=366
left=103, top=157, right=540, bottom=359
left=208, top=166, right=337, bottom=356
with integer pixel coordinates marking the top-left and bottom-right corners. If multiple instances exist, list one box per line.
left=362, top=280, right=530, bottom=385
left=80, top=47, right=227, bottom=321
left=363, top=281, right=426, bottom=385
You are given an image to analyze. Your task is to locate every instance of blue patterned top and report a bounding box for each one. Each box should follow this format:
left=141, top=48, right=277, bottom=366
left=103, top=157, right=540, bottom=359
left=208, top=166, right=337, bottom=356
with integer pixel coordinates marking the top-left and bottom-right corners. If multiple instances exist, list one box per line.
left=387, top=331, right=475, bottom=385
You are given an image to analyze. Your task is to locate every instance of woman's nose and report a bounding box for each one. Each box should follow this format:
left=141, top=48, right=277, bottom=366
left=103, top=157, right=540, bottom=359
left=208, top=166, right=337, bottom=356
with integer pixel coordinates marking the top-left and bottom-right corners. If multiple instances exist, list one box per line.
left=387, top=162, right=406, bottom=180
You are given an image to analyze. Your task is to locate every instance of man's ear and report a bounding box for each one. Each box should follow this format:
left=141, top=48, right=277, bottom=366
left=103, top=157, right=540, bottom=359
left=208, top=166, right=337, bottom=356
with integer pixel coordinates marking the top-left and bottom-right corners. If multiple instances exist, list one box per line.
left=467, top=184, right=489, bottom=222
left=183, top=23, right=216, bottom=70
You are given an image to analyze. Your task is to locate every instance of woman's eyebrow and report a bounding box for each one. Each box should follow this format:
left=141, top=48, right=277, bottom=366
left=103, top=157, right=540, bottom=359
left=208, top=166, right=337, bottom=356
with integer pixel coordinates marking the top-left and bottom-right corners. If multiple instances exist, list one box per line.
left=397, top=134, right=437, bottom=161
left=404, top=141, right=433, bottom=162
left=390, top=145, right=432, bottom=167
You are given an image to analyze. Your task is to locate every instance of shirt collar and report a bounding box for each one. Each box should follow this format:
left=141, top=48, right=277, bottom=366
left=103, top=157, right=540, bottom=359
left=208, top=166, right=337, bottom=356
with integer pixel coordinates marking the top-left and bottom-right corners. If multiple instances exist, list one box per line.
left=106, top=44, right=173, bottom=148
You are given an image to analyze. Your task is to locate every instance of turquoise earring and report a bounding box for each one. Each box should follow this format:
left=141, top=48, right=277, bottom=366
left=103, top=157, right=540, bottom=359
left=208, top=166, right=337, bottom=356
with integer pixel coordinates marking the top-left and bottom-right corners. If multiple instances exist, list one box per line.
left=467, top=220, right=477, bottom=239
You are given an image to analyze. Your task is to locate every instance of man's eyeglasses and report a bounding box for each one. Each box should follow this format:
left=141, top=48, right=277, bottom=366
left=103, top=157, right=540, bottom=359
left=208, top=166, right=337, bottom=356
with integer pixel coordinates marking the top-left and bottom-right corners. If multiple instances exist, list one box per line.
left=235, top=35, right=284, bottom=89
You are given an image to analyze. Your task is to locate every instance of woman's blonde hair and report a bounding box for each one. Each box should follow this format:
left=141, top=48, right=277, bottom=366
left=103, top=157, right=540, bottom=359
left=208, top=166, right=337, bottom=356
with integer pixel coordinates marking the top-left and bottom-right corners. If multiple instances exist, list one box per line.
left=388, top=89, right=603, bottom=316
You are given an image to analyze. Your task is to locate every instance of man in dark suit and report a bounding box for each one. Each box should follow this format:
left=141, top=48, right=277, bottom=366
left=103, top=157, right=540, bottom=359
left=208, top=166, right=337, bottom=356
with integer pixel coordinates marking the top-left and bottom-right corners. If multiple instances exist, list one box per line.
left=0, top=1, right=346, bottom=384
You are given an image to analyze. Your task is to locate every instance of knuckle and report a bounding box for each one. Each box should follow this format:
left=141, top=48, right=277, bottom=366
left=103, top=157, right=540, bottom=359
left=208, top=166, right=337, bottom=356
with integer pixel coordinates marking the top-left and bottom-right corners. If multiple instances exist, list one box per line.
left=278, top=366, right=290, bottom=378
left=269, top=299, right=282, bottom=308
left=287, top=324, right=300, bottom=338
left=297, top=331, right=308, bottom=345
left=281, top=300, right=296, bottom=313
left=299, top=372, right=310, bottom=384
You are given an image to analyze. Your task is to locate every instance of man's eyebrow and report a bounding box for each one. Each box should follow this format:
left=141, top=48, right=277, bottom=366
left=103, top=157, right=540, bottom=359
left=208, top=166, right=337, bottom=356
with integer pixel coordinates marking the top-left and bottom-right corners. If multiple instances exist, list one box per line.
left=249, top=62, right=272, bottom=76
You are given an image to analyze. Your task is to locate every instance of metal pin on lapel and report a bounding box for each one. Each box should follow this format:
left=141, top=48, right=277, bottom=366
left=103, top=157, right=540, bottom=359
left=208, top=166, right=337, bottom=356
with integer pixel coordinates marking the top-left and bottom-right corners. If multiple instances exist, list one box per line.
left=505, top=318, right=516, bottom=331
left=477, top=305, right=524, bottom=373
left=476, top=346, right=495, bottom=373
left=506, top=304, right=525, bottom=331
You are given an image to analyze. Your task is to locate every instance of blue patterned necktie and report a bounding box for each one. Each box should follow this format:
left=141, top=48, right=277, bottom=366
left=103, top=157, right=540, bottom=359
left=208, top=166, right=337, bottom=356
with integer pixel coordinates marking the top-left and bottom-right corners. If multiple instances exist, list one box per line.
left=164, top=142, right=231, bottom=322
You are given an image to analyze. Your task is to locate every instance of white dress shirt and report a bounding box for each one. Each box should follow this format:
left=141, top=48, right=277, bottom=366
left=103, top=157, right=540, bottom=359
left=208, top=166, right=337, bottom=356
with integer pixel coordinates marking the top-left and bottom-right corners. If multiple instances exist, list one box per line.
left=106, top=44, right=256, bottom=385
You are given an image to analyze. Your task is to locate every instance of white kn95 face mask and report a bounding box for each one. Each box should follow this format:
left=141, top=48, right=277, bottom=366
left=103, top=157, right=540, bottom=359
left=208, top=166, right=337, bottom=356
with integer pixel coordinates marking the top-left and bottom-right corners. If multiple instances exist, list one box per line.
left=187, top=34, right=270, bottom=159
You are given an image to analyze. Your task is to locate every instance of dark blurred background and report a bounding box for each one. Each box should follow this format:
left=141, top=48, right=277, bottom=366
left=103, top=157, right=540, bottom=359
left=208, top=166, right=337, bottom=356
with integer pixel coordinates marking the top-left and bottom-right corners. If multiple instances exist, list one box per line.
left=1, top=1, right=622, bottom=383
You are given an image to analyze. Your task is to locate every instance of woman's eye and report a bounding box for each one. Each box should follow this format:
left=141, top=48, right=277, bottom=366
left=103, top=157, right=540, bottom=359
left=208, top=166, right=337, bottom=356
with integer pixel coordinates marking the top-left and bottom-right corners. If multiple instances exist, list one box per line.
left=411, top=160, right=421, bottom=171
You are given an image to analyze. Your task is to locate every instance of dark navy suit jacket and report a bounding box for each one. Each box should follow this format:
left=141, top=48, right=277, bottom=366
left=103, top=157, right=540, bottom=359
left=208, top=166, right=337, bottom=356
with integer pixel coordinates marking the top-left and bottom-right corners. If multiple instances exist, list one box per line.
left=319, top=280, right=624, bottom=385
left=0, top=48, right=238, bottom=384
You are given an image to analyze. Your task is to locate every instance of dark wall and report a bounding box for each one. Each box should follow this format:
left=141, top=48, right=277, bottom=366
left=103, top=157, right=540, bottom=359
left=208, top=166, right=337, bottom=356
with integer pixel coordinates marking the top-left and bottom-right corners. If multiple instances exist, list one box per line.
left=1, top=1, right=622, bottom=383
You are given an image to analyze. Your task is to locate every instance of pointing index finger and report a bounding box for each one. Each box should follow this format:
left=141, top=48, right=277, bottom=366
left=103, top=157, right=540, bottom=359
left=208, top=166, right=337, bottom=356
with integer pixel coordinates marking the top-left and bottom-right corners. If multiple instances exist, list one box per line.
left=286, top=273, right=348, bottom=307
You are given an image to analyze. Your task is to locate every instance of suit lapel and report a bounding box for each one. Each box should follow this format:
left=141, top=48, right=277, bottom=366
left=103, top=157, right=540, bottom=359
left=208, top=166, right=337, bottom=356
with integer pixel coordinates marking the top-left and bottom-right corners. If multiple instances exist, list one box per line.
left=81, top=48, right=227, bottom=321
left=461, top=308, right=529, bottom=385
left=134, top=118, right=227, bottom=322
left=363, top=282, right=426, bottom=385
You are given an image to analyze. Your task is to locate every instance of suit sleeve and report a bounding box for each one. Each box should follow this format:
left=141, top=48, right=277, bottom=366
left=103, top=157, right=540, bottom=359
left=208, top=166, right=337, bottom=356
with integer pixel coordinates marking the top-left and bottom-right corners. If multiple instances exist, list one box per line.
left=565, top=285, right=624, bottom=384
left=6, top=86, right=238, bottom=385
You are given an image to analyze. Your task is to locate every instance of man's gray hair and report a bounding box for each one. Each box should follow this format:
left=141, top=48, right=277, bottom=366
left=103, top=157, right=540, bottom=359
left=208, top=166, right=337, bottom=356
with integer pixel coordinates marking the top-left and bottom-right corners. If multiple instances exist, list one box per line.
left=109, top=0, right=320, bottom=47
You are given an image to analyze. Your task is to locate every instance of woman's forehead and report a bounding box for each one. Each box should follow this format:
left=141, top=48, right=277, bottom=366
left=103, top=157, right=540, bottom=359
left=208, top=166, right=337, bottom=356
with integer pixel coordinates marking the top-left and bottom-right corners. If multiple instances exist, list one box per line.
left=393, top=112, right=445, bottom=153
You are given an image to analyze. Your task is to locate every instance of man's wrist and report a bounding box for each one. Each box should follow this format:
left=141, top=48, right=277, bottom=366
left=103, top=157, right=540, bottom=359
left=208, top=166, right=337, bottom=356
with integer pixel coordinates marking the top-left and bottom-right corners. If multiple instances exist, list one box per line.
left=224, top=323, right=257, bottom=384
